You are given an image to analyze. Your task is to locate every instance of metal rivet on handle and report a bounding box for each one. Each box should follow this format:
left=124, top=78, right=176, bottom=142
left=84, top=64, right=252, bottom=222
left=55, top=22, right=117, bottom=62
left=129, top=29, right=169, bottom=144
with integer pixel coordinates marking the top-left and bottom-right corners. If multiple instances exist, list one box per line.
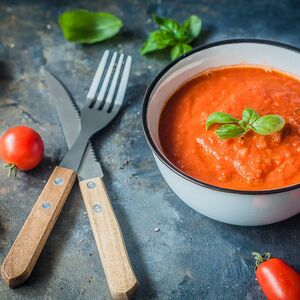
left=54, top=177, right=64, bottom=186
left=87, top=181, right=96, bottom=189
left=42, top=202, right=51, bottom=209
left=93, top=203, right=102, bottom=213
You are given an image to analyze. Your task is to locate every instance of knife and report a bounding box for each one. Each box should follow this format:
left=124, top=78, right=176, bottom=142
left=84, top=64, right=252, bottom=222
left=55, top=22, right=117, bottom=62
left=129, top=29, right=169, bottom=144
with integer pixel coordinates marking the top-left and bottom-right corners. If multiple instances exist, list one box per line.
left=43, top=70, right=138, bottom=299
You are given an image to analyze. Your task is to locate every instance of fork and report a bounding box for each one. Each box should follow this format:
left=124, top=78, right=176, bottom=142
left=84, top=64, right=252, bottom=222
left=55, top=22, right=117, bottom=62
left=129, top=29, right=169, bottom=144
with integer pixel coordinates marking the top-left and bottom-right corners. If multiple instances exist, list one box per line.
left=60, top=52, right=132, bottom=172
left=1, top=52, right=134, bottom=292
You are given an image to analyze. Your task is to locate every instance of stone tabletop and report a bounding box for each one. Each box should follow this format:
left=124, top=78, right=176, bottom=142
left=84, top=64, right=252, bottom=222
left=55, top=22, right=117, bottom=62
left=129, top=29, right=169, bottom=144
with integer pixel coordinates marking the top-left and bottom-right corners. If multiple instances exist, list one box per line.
left=0, top=0, right=299, bottom=299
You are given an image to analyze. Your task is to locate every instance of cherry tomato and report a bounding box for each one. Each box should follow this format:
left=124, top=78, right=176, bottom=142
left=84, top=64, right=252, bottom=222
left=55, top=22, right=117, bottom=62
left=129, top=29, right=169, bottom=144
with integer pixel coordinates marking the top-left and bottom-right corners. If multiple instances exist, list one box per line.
left=0, top=126, right=44, bottom=175
left=253, top=252, right=300, bottom=300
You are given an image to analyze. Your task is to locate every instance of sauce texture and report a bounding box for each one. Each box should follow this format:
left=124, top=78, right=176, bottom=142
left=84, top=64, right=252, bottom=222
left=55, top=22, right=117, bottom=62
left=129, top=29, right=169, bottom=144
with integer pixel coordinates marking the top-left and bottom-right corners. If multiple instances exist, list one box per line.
left=159, top=66, right=300, bottom=190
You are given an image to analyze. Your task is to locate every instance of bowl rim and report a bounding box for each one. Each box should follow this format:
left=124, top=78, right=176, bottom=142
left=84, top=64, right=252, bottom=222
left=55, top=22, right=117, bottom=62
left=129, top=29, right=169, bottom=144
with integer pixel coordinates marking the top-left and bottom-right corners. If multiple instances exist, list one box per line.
left=142, top=38, right=300, bottom=195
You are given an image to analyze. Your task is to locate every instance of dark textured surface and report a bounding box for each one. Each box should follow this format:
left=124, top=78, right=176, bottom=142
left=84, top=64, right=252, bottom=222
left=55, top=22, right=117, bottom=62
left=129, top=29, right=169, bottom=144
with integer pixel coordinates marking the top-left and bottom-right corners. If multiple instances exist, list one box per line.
left=0, top=0, right=300, bottom=299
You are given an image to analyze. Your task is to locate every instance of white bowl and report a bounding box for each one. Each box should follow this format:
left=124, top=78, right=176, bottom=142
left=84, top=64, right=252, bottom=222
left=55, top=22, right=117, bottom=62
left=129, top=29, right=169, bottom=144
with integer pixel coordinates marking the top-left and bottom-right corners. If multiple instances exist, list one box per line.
left=142, top=39, right=300, bottom=226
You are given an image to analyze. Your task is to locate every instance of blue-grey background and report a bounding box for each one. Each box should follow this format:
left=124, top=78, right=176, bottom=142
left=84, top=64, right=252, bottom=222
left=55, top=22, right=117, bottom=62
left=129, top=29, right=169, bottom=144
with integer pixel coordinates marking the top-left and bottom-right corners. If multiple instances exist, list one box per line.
left=0, top=0, right=299, bottom=299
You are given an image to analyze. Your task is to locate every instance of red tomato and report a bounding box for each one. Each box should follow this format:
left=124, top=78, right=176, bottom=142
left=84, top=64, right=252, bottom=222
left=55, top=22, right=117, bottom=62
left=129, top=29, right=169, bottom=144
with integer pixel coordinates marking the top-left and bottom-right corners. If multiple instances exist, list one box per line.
left=253, top=252, right=300, bottom=300
left=0, top=126, right=44, bottom=174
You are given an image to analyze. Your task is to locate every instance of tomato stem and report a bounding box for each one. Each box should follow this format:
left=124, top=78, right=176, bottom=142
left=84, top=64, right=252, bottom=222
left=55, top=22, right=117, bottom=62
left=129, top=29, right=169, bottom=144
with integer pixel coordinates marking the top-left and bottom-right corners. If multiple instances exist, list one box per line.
left=4, top=163, right=17, bottom=177
left=252, top=252, right=272, bottom=271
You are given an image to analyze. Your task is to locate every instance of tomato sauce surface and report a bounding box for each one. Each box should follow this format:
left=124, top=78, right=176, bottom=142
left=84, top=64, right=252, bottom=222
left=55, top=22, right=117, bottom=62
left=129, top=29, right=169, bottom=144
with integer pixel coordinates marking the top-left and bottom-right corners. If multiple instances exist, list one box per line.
left=159, top=66, right=300, bottom=190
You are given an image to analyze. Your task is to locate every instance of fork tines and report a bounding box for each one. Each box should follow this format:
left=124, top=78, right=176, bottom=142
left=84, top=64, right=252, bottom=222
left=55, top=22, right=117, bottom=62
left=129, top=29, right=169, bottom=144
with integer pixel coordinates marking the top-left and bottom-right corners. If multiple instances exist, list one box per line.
left=86, top=50, right=132, bottom=112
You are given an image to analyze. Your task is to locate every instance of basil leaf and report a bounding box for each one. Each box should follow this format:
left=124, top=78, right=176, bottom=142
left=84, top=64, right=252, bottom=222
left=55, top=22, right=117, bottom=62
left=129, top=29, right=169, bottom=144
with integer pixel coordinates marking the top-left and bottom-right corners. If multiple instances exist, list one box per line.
left=153, top=15, right=181, bottom=33
left=170, top=43, right=192, bottom=60
left=140, top=30, right=176, bottom=55
left=174, top=27, right=191, bottom=42
left=153, top=15, right=190, bottom=43
left=183, top=15, right=201, bottom=41
left=58, top=10, right=122, bottom=44
left=251, top=115, right=285, bottom=135
left=206, top=112, right=239, bottom=130
left=216, top=124, right=245, bottom=139
left=239, top=120, right=247, bottom=129
left=242, top=108, right=259, bottom=125
left=141, top=15, right=202, bottom=60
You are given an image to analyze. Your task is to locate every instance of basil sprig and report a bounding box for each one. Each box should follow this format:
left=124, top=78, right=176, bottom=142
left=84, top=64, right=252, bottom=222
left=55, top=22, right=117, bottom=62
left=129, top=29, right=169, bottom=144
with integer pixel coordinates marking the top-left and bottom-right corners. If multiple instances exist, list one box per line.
left=206, top=108, right=285, bottom=139
left=140, top=15, right=201, bottom=60
left=58, top=10, right=123, bottom=44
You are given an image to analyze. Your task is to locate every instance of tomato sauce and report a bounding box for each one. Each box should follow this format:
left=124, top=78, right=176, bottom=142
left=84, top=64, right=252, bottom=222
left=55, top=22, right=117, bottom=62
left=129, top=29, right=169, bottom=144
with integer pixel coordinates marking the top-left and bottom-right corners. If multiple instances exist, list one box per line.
left=159, top=66, right=300, bottom=190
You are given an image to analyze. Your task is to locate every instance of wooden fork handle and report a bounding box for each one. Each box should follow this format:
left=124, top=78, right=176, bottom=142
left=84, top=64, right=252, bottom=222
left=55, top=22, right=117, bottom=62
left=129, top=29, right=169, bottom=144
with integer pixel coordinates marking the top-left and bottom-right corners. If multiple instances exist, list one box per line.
left=1, top=166, right=76, bottom=288
left=79, top=177, right=138, bottom=300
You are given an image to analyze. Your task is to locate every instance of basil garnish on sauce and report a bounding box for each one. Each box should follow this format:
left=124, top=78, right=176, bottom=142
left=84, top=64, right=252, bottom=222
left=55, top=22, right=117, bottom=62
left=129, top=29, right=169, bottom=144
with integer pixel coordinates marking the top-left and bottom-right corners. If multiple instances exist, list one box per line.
left=215, top=124, right=245, bottom=139
left=206, top=108, right=285, bottom=139
left=251, top=115, right=286, bottom=135
left=206, top=112, right=239, bottom=130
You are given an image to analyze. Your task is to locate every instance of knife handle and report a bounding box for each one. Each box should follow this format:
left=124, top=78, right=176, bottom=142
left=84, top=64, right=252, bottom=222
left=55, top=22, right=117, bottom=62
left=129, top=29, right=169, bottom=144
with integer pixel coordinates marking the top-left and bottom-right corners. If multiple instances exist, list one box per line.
left=79, top=177, right=138, bottom=300
left=1, top=166, right=76, bottom=288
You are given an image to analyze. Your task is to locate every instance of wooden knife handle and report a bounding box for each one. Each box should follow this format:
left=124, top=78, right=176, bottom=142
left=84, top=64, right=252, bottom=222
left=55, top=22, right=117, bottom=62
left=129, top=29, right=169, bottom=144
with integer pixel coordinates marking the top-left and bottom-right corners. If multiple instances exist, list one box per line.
left=1, top=166, right=76, bottom=288
left=79, top=177, right=138, bottom=300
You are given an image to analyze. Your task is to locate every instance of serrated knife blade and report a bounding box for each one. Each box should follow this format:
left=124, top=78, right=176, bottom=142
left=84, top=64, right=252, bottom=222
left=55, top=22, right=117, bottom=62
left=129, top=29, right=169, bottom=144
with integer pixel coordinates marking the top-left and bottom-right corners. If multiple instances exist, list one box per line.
left=43, top=69, right=103, bottom=179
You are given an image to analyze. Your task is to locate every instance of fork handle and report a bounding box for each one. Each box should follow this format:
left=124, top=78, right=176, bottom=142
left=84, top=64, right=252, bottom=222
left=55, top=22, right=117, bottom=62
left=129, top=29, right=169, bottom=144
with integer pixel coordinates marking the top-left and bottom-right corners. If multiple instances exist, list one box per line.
left=1, top=166, right=76, bottom=288
left=79, top=177, right=138, bottom=300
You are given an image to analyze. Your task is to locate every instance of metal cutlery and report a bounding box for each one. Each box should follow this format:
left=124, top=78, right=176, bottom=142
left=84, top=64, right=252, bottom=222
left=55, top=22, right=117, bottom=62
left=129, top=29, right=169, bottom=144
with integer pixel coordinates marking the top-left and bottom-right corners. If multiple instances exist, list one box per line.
left=1, top=51, right=136, bottom=298
left=43, top=59, right=137, bottom=298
